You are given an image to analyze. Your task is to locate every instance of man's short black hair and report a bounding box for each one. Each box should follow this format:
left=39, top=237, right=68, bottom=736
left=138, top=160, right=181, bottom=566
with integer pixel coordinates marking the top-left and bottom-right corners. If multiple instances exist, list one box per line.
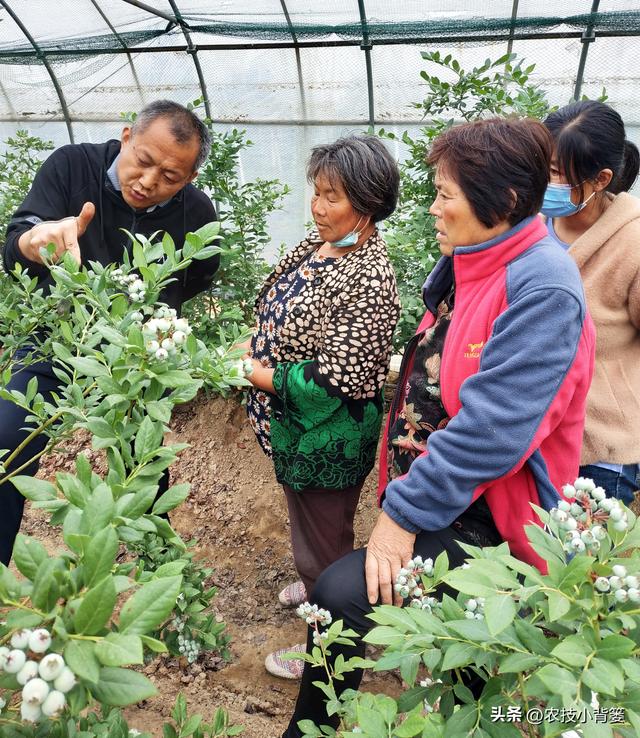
left=132, top=100, right=211, bottom=170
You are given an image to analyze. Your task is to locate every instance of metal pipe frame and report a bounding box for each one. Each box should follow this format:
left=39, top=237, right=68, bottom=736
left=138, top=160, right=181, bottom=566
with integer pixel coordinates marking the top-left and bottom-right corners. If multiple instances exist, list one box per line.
left=0, top=116, right=440, bottom=127
left=279, top=0, right=307, bottom=120
left=90, top=0, right=146, bottom=107
left=1, top=28, right=636, bottom=60
left=0, top=0, right=74, bottom=141
left=357, top=0, right=375, bottom=130
left=574, top=0, right=600, bottom=100
left=506, top=0, right=520, bottom=58
left=167, top=0, right=211, bottom=119
left=120, top=0, right=177, bottom=25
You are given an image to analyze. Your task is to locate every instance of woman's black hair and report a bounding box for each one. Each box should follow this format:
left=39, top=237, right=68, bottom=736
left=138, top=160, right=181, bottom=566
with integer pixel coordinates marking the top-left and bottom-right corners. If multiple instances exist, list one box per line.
left=307, top=135, right=400, bottom=222
left=544, top=100, right=639, bottom=199
left=427, top=117, right=553, bottom=228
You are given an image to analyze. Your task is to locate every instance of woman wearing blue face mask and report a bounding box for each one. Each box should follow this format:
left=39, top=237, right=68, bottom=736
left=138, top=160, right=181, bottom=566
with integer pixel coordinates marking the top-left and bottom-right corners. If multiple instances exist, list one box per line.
left=240, top=135, right=401, bottom=678
left=543, top=100, right=640, bottom=503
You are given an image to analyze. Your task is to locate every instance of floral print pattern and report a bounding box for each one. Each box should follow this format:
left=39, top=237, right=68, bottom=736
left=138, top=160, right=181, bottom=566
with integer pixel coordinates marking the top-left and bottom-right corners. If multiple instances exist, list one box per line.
left=247, top=229, right=400, bottom=489
left=270, top=367, right=382, bottom=491
left=247, top=251, right=336, bottom=456
left=389, top=292, right=454, bottom=479
left=254, top=230, right=400, bottom=400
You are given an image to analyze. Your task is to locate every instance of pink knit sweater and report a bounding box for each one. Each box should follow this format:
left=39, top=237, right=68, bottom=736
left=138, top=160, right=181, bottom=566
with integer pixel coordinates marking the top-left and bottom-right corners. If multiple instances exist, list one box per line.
left=567, top=192, right=640, bottom=464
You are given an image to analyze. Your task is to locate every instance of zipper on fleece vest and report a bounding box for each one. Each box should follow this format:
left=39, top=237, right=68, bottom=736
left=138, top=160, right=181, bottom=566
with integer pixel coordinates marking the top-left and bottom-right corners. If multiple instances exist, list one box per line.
left=438, top=264, right=457, bottom=418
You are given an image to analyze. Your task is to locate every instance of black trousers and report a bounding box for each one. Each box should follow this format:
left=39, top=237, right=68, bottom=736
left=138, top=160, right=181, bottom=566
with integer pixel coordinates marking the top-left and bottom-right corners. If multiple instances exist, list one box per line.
left=282, top=507, right=502, bottom=738
left=0, top=359, right=61, bottom=565
left=0, top=358, right=169, bottom=565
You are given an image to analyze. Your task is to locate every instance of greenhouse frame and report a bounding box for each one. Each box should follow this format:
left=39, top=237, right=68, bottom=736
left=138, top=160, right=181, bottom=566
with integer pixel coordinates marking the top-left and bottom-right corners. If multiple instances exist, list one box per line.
left=0, top=0, right=639, bottom=247
left=1, top=5, right=640, bottom=736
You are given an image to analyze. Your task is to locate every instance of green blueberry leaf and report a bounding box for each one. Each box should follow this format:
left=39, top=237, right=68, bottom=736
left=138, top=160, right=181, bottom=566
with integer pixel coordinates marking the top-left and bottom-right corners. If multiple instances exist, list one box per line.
left=95, top=633, right=144, bottom=666
left=65, top=639, right=101, bottom=684
left=11, top=476, right=57, bottom=502
left=582, top=657, right=624, bottom=696
left=31, top=558, right=61, bottom=612
left=120, top=576, right=182, bottom=635
left=597, top=634, right=635, bottom=661
left=134, top=416, right=163, bottom=460
left=536, top=663, right=578, bottom=700
left=442, top=642, right=478, bottom=670
left=66, top=356, right=110, bottom=377
left=12, top=534, right=48, bottom=581
left=484, top=593, right=516, bottom=636
left=83, top=525, right=119, bottom=587
left=498, top=652, right=542, bottom=673
left=89, top=666, right=157, bottom=706
left=74, top=576, right=116, bottom=635
left=550, top=635, right=593, bottom=668
left=151, top=483, right=190, bottom=515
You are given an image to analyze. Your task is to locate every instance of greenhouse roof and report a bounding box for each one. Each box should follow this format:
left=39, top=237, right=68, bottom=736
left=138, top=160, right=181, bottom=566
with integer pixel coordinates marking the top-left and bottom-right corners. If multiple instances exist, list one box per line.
left=1, top=2, right=639, bottom=249
left=0, top=1, right=639, bottom=138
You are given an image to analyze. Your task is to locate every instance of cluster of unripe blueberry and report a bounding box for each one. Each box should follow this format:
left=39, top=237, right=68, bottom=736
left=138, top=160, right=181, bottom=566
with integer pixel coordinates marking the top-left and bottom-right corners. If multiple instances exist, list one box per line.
left=0, top=628, right=76, bottom=723
left=394, top=556, right=441, bottom=611
left=312, top=630, right=329, bottom=647
left=418, top=676, right=442, bottom=713
left=112, top=268, right=146, bottom=303
left=594, top=564, right=640, bottom=603
left=231, top=358, right=254, bottom=379
left=463, top=597, right=486, bottom=620
left=172, top=615, right=200, bottom=664
left=176, top=634, right=200, bottom=664
left=212, top=346, right=254, bottom=379
left=551, top=477, right=629, bottom=554
left=296, top=602, right=332, bottom=628
left=140, top=307, right=192, bottom=362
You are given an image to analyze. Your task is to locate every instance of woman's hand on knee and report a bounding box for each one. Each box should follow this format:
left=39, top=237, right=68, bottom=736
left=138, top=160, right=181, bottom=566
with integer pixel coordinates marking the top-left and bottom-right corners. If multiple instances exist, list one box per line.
left=365, top=511, right=416, bottom=606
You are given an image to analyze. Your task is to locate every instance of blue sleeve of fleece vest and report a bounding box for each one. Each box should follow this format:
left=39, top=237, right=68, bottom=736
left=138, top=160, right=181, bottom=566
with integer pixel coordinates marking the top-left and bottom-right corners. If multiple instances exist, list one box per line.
left=382, top=251, right=586, bottom=534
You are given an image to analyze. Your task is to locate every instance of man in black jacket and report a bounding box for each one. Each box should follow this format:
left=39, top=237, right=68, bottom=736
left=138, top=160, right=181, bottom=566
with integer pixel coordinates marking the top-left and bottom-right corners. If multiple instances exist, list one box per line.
left=1, top=100, right=219, bottom=563
left=5, top=99, right=218, bottom=309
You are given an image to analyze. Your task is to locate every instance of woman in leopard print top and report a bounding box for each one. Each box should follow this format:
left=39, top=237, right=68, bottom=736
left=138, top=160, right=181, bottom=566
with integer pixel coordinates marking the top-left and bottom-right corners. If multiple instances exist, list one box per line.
left=241, top=135, right=401, bottom=678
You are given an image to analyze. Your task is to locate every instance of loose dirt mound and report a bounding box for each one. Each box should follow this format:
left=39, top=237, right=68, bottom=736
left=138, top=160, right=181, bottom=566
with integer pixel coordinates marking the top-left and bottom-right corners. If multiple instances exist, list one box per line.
left=24, top=393, right=391, bottom=737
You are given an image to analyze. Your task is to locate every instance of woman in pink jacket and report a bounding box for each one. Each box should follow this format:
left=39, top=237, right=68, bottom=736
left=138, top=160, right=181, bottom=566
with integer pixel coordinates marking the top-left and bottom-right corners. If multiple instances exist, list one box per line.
left=281, top=117, right=595, bottom=737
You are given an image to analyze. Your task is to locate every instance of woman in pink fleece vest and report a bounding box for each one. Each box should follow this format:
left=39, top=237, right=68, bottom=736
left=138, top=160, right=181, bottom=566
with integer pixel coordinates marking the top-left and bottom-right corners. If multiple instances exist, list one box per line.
left=280, top=118, right=595, bottom=738
left=542, top=101, right=640, bottom=504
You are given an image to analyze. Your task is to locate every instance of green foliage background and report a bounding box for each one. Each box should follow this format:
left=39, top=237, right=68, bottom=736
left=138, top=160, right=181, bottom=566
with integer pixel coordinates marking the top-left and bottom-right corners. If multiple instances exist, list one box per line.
left=0, top=130, right=54, bottom=242
left=381, top=51, right=552, bottom=348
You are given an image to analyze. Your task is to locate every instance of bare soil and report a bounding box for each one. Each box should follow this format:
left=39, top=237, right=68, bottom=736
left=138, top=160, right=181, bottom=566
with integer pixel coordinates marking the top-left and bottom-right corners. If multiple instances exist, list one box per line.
left=24, top=393, right=394, bottom=737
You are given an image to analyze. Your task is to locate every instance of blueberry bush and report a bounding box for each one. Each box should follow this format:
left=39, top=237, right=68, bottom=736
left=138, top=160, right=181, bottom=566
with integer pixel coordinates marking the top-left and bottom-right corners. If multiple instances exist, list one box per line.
left=381, top=51, right=552, bottom=349
left=295, top=478, right=640, bottom=738
left=0, top=228, right=249, bottom=734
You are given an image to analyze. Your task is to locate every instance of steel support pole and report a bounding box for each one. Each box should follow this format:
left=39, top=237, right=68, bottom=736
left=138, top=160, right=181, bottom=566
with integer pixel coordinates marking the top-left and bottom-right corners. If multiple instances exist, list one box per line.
left=3, top=30, right=637, bottom=59
left=167, top=0, right=211, bottom=119
left=573, top=0, right=600, bottom=100
left=121, top=0, right=177, bottom=24
left=279, top=0, right=307, bottom=119
left=506, top=0, right=520, bottom=58
left=90, top=0, right=146, bottom=106
left=357, top=0, right=375, bottom=130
